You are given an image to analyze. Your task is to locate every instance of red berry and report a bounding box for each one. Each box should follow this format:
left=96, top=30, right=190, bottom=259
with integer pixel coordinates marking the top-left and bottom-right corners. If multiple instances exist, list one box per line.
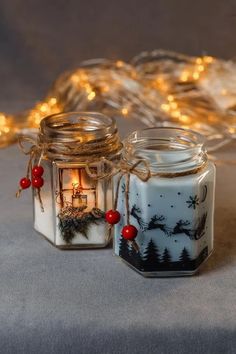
left=105, top=210, right=121, bottom=224
left=20, top=177, right=31, bottom=189
left=32, top=165, right=44, bottom=177
left=121, top=225, right=138, bottom=240
left=32, top=177, right=44, bottom=188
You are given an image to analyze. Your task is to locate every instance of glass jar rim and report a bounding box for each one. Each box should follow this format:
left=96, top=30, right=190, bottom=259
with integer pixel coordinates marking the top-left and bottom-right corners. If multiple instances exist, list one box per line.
left=40, top=111, right=117, bottom=141
left=124, top=126, right=205, bottom=148
left=123, top=127, right=207, bottom=173
left=38, top=111, right=122, bottom=160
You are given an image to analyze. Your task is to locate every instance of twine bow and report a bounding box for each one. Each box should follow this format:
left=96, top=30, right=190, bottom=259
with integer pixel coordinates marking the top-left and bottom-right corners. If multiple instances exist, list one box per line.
left=85, top=157, right=152, bottom=251
left=16, top=135, right=122, bottom=214
left=85, top=157, right=152, bottom=216
left=82, top=154, right=151, bottom=249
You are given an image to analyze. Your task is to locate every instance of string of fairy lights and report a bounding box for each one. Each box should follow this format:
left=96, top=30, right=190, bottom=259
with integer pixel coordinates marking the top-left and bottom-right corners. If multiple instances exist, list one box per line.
left=1, top=50, right=236, bottom=151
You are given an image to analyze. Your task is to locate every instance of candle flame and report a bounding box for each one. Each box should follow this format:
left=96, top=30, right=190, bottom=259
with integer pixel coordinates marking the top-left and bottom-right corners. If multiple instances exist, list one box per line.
left=71, top=170, right=79, bottom=186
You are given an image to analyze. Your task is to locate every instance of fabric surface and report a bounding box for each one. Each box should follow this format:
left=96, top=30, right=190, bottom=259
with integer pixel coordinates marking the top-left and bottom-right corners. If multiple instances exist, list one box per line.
left=0, top=117, right=236, bottom=354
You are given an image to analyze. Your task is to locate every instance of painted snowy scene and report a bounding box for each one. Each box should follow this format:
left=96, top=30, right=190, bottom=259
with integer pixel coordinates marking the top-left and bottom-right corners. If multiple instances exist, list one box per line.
left=114, top=173, right=214, bottom=273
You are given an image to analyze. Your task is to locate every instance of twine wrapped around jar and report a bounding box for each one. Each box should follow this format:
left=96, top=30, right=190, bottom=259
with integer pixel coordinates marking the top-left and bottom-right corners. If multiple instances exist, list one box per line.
left=17, top=117, right=213, bottom=251
left=16, top=112, right=122, bottom=212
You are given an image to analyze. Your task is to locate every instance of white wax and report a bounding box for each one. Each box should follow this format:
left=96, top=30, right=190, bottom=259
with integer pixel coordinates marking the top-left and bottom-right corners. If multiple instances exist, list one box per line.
left=34, top=196, right=55, bottom=244
left=115, top=162, right=215, bottom=262
left=34, top=180, right=110, bottom=247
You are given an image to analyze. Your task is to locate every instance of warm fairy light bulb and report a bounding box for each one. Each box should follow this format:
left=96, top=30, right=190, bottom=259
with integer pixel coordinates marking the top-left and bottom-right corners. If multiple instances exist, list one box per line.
left=196, top=57, right=203, bottom=64
left=49, top=97, right=57, bottom=105
left=198, top=65, right=205, bottom=72
left=0, top=113, right=15, bottom=147
left=0, top=114, right=6, bottom=125
left=87, top=91, right=96, bottom=101
left=161, top=104, right=170, bottom=112
left=121, top=107, right=129, bottom=116
left=179, top=115, right=190, bottom=123
left=170, top=102, right=178, bottom=109
left=193, top=72, right=200, bottom=80
left=180, top=71, right=189, bottom=82
left=71, top=74, right=80, bottom=83
left=204, top=56, right=214, bottom=63
left=171, top=110, right=181, bottom=118
left=167, top=95, right=174, bottom=102
left=40, top=103, right=48, bottom=113
left=116, top=60, right=124, bottom=68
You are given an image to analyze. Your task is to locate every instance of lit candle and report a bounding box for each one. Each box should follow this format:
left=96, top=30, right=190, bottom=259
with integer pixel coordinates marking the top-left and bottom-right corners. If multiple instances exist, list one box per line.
left=32, top=112, right=121, bottom=249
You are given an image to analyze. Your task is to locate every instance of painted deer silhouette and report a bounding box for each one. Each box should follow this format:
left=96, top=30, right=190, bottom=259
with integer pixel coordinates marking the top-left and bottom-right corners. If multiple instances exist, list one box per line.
left=172, top=213, right=207, bottom=240
left=146, top=214, right=171, bottom=235
left=130, top=204, right=207, bottom=240
left=130, top=204, right=147, bottom=230
left=172, top=220, right=192, bottom=237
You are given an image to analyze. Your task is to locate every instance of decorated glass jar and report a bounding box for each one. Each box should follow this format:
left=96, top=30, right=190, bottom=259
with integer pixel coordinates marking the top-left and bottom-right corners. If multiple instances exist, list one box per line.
left=18, top=112, right=122, bottom=249
left=113, top=127, right=215, bottom=277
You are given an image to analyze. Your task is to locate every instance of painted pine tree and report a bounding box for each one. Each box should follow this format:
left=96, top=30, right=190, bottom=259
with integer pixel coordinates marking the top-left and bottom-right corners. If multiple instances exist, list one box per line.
left=179, top=247, right=192, bottom=269
left=119, top=236, right=130, bottom=262
left=129, top=244, right=142, bottom=270
left=143, top=239, right=160, bottom=271
left=162, top=248, right=172, bottom=269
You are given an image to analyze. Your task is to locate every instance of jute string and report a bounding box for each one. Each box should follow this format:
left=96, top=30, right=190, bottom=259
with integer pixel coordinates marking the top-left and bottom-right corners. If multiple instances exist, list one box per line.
left=16, top=134, right=122, bottom=213
left=17, top=134, right=234, bottom=249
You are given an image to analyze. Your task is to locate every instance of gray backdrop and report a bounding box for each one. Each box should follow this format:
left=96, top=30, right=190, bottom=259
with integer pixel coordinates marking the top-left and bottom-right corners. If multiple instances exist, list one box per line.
left=1, top=0, right=236, bottom=108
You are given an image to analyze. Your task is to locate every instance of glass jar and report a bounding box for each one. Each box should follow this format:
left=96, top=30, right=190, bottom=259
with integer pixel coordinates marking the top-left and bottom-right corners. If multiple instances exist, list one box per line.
left=114, top=127, right=215, bottom=277
left=33, top=112, right=122, bottom=248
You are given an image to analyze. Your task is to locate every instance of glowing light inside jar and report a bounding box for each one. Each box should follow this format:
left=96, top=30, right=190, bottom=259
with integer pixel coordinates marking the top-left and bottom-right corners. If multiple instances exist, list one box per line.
left=71, top=170, right=88, bottom=208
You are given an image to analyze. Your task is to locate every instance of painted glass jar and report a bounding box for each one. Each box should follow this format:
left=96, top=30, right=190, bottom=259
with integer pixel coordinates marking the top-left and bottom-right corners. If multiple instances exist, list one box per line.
left=114, top=127, right=215, bottom=277
left=33, top=112, right=122, bottom=248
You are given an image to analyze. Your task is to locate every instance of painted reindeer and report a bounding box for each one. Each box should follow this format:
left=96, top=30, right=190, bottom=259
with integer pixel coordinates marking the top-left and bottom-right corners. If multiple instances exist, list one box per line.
left=130, top=204, right=207, bottom=240
left=146, top=214, right=171, bottom=235
left=130, top=204, right=147, bottom=230
left=172, top=213, right=207, bottom=240
left=172, top=220, right=192, bottom=237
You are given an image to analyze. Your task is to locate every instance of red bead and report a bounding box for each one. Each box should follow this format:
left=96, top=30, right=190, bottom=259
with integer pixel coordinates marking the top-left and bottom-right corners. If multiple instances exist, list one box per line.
left=105, top=210, right=121, bottom=224
left=121, top=225, right=138, bottom=240
left=20, top=177, right=31, bottom=189
left=32, top=165, right=44, bottom=177
left=32, top=177, right=44, bottom=188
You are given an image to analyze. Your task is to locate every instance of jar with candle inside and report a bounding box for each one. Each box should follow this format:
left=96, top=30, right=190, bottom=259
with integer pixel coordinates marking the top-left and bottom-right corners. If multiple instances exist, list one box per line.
left=32, top=112, right=122, bottom=248
left=113, top=127, right=215, bottom=277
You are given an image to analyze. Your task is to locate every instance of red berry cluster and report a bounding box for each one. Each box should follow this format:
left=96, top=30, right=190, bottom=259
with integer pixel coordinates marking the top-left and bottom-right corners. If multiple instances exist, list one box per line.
left=19, top=165, right=44, bottom=190
left=105, top=209, right=138, bottom=241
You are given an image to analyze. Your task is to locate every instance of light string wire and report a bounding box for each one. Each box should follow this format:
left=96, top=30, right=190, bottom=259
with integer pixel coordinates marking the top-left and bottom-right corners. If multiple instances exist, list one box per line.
left=1, top=49, right=236, bottom=152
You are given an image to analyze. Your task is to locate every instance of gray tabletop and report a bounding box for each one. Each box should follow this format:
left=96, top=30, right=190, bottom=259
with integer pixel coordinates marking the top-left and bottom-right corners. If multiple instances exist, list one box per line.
left=0, top=118, right=236, bottom=354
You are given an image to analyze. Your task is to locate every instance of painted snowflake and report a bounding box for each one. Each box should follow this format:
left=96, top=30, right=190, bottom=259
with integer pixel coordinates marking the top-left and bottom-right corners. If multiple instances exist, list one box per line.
left=186, top=195, right=199, bottom=209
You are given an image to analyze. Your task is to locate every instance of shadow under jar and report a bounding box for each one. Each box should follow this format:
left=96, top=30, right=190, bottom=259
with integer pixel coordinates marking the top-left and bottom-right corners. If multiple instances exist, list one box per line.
left=33, top=112, right=122, bottom=249
left=114, top=127, right=216, bottom=277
